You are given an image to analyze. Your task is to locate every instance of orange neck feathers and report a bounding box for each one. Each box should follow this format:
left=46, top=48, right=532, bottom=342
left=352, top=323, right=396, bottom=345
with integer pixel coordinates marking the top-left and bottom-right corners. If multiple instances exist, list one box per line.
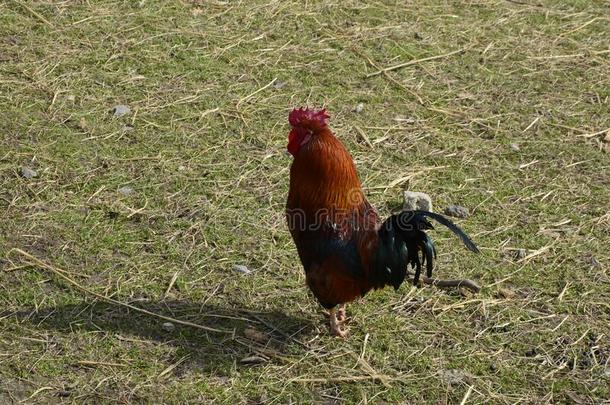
left=287, top=128, right=365, bottom=216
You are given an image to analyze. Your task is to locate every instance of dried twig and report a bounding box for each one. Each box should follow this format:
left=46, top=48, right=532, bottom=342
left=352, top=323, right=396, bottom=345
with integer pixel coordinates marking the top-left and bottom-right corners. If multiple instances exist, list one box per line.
left=357, top=49, right=425, bottom=104
left=576, top=128, right=609, bottom=138
left=247, top=312, right=309, bottom=348
left=11, top=0, right=54, bottom=28
left=460, top=385, right=474, bottom=405
left=158, top=355, right=191, bottom=379
left=528, top=49, right=610, bottom=60
left=75, top=360, right=127, bottom=368
left=347, top=350, right=391, bottom=388
left=556, top=17, right=608, bottom=40
left=291, top=375, right=397, bottom=383
left=504, top=0, right=543, bottom=6
left=366, top=48, right=467, bottom=78
left=522, top=116, right=541, bottom=133
left=236, top=77, right=277, bottom=108
left=420, top=277, right=482, bottom=293
left=9, top=249, right=233, bottom=334
left=354, top=126, right=374, bottom=149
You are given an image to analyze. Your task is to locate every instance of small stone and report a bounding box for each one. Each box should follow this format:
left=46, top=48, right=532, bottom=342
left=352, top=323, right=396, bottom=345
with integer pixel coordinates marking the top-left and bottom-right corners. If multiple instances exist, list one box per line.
left=273, top=80, right=286, bottom=89
left=353, top=103, right=364, bottom=113
left=510, top=143, right=520, bottom=151
left=233, top=264, right=251, bottom=274
left=118, top=186, right=134, bottom=196
left=524, top=348, right=537, bottom=357
left=20, top=166, right=37, bottom=179
left=443, top=205, right=469, bottom=218
left=440, top=369, right=474, bottom=385
left=403, top=191, right=433, bottom=212
left=515, top=249, right=528, bottom=260
left=161, top=322, right=175, bottom=332
left=55, top=390, right=71, bottom=398
left=112, top=104, right=131, bottom=117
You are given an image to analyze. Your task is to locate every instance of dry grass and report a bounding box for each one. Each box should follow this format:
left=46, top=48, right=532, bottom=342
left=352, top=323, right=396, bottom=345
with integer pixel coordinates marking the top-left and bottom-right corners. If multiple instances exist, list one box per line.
left=1, top=0, right=609, bottom=403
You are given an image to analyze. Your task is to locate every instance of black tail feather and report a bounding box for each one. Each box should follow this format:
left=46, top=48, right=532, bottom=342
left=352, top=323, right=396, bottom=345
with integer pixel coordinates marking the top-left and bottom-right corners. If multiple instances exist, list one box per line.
left=373, top=210, right=479, bottom=289
left=411, top=210, right=480, bottom=253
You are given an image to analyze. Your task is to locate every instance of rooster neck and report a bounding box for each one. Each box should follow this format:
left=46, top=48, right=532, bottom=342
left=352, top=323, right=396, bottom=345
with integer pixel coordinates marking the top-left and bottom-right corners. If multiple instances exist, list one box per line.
left=288, top=129, right=365, bottom=214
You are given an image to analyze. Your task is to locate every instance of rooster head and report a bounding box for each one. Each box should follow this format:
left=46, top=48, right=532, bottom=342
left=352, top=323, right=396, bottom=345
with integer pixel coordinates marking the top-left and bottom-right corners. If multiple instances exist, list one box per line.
left=287, top=107, right=330, bottom=156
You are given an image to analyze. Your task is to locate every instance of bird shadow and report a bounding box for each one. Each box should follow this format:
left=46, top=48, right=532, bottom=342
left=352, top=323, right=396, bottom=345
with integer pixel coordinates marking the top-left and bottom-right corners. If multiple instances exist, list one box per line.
left=7, top=299, right=319, bottom=375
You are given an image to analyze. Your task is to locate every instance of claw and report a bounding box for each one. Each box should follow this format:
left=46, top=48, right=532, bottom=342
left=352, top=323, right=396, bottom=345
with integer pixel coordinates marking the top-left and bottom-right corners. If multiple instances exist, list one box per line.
left=336, top=304, right=346, bottom=322
left=329, top=307, right=348, bottom=338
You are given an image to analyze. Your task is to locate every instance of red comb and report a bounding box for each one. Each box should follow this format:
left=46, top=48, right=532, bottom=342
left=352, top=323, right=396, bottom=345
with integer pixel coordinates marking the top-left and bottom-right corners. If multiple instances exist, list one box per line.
left=288, top=107, right=330, bottom=129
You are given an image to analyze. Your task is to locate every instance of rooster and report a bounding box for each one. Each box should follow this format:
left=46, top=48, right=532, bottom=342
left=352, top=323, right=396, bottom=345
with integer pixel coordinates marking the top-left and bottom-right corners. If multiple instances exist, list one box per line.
left=286, top=107, right=479, bottom=337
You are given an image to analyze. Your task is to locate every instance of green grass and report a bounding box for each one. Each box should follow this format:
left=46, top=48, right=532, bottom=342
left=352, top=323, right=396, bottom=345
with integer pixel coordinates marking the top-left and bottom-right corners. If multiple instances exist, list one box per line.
left=1, top=0, right=609, bottom=403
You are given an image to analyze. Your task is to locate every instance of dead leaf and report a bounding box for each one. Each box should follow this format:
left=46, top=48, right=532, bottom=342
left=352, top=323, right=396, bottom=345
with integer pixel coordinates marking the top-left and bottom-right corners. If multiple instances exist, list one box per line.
left=244, top=328, right=267, bottom=343
left=497, top=288, right=516, bottom=299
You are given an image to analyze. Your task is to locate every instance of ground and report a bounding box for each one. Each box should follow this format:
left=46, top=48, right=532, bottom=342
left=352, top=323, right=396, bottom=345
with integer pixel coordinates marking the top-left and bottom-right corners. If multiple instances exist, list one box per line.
left=1, top=0, right=609, bottom=403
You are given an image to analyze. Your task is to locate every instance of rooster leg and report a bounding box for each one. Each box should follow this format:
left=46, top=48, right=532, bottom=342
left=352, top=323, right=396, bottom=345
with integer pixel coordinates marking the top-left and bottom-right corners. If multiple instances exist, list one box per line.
left=336, top=304, right=346, bottom=322
left=329, top=307, right=348, bottom=338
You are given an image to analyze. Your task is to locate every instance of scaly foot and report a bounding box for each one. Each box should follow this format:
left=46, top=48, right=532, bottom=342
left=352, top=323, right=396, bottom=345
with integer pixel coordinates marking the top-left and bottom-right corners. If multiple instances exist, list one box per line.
left=329, top=307, right=348, bottom=338
left=336, top=304, right=346, bottom=322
